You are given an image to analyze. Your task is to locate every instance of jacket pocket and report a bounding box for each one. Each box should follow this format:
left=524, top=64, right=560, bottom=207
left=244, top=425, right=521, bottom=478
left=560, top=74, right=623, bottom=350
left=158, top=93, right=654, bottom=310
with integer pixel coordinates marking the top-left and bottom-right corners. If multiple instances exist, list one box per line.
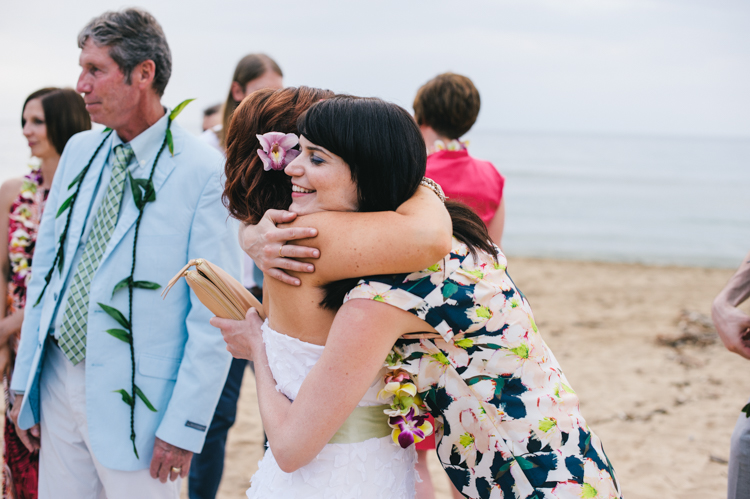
left=137, top=354, right=181, bottom=380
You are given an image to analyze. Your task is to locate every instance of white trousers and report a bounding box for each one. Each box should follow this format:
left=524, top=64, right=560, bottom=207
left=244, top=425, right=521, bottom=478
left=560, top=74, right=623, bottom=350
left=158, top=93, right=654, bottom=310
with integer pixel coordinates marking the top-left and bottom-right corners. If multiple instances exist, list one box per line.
left=38, top=341, right=181, bottom=499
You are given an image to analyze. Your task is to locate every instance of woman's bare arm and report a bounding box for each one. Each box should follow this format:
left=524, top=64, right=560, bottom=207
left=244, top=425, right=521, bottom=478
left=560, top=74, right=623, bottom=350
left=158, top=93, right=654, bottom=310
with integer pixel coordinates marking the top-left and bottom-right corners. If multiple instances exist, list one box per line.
left=487, top=198, right=505, bottom=249
left=0, top=178, right=24, bottom=341
left=294, top=186, right=452, bottom=283
left=213, top=299, right=427, bottom=472
left=0, top=311, right=23, bottom=345
left=241, top=186, right=452, bottom=285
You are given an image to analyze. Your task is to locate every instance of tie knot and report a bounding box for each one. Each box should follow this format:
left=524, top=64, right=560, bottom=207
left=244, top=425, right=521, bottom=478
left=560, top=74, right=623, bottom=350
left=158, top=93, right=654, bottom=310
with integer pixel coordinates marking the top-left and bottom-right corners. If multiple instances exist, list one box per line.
left=113, top=144, right=134, bottom=170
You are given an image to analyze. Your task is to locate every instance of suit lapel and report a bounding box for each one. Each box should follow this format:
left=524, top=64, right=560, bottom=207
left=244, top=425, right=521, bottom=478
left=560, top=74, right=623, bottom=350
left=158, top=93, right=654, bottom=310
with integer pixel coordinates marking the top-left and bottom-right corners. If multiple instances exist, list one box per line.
left=56, top=135, right=113, bottom=285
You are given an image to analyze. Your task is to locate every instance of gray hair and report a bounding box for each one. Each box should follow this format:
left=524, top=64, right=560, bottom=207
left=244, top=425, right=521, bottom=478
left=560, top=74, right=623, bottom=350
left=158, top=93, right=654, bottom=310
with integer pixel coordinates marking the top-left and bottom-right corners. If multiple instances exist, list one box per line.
left=78, top=8, right=172, bottom=97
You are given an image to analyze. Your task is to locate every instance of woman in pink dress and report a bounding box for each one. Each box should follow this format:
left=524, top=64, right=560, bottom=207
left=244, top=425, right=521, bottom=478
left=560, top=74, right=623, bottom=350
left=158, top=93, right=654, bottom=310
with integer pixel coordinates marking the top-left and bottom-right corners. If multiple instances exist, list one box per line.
left=0, top=88, right=90, bottom=499
left=416, top=73, right=506, bottom=248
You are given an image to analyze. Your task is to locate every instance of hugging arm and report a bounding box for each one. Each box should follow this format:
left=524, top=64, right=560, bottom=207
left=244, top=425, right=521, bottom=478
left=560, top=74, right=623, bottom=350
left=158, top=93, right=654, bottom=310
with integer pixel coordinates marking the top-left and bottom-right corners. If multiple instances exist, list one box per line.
left=712, top=250, right=750, bottom=359
left=214, top=299, right=426, bottom=472
left=238, top=210, right=319, bottom=286
left=241, top=185, right=452, bottom=285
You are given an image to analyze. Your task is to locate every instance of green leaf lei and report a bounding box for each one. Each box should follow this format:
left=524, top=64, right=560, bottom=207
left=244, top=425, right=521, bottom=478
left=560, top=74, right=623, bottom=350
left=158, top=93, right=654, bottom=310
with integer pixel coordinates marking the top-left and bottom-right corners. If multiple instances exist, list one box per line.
left=35, top=101, right=193, bottom=458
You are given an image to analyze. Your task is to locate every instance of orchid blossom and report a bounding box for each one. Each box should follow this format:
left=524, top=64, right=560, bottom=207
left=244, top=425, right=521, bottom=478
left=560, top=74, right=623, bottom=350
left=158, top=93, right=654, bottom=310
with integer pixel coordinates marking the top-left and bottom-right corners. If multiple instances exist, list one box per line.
left=378, top=371, right=417, bottom=401
left=389, top=407, right=434, bottom=449
left=256, top=132, right=300, bottom=171
left=379, top=350, right=434, bottom=448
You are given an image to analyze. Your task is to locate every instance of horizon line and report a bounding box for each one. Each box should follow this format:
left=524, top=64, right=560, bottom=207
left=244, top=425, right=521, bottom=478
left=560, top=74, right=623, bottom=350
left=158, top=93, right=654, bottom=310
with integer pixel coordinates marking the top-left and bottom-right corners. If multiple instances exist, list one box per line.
left=468, top=128, right=750, bottom=143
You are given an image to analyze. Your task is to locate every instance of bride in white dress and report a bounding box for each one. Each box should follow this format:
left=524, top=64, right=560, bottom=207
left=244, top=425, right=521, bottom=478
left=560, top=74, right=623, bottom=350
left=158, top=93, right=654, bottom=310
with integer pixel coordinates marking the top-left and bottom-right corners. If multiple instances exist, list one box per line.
left=248, top=321, right=417, bottom=498
left=219, top=87, right=452, bottom=497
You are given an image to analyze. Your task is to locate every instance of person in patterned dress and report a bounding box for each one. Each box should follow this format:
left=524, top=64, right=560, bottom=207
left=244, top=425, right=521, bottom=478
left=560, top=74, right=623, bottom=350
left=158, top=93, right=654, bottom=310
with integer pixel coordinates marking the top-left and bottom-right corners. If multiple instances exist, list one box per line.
left=0, top=88, right=90, bottom=499
left=217, top=95, right=622, bottom=499
left=341, top=239, right=622, bottom=499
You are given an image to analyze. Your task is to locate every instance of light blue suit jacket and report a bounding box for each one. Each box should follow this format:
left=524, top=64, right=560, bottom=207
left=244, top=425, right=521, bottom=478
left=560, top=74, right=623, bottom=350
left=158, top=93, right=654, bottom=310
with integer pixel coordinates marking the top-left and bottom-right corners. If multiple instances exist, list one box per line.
left=10, top=118, right=241, bottom=471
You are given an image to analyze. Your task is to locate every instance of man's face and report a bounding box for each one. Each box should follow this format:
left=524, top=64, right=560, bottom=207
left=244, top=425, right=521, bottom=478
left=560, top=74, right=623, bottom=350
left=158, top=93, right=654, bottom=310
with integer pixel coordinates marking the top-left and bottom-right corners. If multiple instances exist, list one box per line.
left=76, top=39, right=140, bottom=129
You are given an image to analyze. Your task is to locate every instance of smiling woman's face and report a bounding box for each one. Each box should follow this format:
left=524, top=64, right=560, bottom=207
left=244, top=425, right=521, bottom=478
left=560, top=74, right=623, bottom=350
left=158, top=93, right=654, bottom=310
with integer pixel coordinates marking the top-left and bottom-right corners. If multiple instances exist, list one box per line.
left=284, top=135, right=358, bottom=216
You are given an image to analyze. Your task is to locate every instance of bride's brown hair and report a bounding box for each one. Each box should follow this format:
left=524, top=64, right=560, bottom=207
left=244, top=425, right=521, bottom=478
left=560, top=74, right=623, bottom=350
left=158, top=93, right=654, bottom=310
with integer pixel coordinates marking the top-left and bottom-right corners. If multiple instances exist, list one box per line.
left=223, top=86, right=334, bottom=223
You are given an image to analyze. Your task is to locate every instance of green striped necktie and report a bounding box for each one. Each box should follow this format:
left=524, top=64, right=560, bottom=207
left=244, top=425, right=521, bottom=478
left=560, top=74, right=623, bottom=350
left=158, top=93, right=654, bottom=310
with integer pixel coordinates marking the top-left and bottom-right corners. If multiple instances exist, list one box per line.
left=58, top=144, right=134, bottom=365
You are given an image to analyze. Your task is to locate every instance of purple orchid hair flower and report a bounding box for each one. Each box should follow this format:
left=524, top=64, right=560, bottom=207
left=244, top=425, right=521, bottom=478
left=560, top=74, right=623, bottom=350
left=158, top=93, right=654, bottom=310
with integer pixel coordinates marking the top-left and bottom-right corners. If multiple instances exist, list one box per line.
left=256, top=132, right=301, bottom=171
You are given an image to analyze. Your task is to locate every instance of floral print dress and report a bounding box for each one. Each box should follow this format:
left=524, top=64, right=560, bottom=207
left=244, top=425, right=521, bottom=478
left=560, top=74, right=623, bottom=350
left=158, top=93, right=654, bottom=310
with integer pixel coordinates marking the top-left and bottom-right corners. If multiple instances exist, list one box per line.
left=344, top=238, right=622, bottom=499
left=3, top=165, right=46, bottom=499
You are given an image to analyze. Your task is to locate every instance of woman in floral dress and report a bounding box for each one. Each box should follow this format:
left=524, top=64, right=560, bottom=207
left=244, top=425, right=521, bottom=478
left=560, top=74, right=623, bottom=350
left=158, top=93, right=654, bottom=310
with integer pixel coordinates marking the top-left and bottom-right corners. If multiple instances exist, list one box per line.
left=0, top=88, right=89, bottom=499
left=217, top=95, right=622, bottom=499
left=342, top=239, right=621, bottom=499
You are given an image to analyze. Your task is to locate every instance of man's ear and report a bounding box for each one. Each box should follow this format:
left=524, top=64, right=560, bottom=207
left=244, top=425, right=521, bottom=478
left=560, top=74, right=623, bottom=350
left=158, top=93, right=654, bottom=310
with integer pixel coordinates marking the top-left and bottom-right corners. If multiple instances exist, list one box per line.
left=133, top=59, right=157, bottom=91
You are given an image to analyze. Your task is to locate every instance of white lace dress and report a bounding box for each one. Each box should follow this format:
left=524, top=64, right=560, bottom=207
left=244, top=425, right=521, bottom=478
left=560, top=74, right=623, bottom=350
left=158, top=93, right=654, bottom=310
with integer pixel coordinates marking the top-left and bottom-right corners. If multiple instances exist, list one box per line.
left=246, top=320, right=419, bottom=499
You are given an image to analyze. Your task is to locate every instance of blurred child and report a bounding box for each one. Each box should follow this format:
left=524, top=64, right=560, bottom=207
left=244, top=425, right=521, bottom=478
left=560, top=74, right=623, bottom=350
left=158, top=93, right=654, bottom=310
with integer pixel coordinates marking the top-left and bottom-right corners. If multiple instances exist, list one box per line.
left=415, top=72, right=506, bottom=247
left=202, top=103, right=222, bottom=132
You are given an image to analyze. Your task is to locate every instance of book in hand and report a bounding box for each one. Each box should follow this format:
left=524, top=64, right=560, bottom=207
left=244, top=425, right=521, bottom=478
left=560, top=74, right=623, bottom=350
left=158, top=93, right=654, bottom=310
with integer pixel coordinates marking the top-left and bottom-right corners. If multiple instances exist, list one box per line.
left=162, top=258, right=265, bottom=321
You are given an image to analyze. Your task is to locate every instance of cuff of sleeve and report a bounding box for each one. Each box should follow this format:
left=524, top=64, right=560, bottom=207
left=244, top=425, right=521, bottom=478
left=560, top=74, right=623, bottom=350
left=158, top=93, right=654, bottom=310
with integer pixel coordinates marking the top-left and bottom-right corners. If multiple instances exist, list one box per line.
left=155, top=412, right=210, bottom=454
left=9, top=375, right=26, bottom=394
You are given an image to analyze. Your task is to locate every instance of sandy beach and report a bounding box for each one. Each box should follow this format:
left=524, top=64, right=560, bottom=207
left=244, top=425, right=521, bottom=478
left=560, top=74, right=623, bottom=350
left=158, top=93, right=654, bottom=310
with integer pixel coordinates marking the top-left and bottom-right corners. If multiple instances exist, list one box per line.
left=178, top=256, right=747, bottom=499
left=0, top=249, right=741, bottom=498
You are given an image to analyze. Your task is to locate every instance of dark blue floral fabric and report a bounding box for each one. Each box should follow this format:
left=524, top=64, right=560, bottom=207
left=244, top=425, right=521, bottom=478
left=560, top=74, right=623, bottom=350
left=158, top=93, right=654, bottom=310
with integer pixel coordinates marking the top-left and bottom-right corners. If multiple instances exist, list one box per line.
left=345, top=239, right=622, bottom=499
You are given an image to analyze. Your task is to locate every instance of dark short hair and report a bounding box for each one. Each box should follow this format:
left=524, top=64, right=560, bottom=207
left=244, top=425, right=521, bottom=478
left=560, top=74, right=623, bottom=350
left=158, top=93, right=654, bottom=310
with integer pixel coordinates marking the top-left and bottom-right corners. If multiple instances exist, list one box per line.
left=78, top=8, right=172, bottom=96
left=203, top=104, right=221, bottom=117
left=22, top=88, right=92, bottom=155
left=223, top=86, right=334, bottom=223
left=413, top=72, right=481, bottom=139
left=298, top=96, right=426, bottom=213
left=297, top=96, right=495, bottom=310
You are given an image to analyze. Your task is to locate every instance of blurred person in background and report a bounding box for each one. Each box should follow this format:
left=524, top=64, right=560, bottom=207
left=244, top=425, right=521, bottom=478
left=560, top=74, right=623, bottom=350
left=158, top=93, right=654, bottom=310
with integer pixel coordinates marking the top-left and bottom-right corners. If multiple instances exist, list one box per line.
left=198, top=53, right=283, bottom=154
left=412, top=72, right=506, bottom=499
left=199, top=103, right=223, bottom=151
left=190, top=53, right=283, bottom=499
left=201, top=104, right=222, bottom=132
left=711, top=250, right=750, bottom=499
left=416, top=73, right=505, bottom=247
left=0, top=87, right=90, bottom=499
left=220, top=53, right=283, bottom=150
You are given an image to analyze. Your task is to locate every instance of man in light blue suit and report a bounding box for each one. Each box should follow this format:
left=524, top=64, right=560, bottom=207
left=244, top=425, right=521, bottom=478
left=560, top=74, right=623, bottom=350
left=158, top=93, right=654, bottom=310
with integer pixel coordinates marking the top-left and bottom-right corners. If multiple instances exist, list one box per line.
left=10, top=9, right=241, bottom=498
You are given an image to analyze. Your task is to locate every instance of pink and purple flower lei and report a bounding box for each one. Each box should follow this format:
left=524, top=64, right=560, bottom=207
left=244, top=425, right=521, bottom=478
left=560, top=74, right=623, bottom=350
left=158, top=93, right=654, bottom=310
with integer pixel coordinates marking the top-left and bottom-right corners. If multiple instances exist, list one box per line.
left=8, top=163, right=46, bottom=309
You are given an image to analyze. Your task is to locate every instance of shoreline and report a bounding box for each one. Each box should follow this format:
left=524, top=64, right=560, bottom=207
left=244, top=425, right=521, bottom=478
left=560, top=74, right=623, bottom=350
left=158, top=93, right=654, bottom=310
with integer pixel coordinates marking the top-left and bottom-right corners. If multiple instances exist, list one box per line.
left=501, top=250, right=745, bottom=271
left=511, top=255, right=739, bottom=270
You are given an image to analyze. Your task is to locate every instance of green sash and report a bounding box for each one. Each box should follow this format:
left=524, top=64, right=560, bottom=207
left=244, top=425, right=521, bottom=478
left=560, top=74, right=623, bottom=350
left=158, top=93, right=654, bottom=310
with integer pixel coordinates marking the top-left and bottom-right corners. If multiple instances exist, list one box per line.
left=328, top=405, right=392, bottom=444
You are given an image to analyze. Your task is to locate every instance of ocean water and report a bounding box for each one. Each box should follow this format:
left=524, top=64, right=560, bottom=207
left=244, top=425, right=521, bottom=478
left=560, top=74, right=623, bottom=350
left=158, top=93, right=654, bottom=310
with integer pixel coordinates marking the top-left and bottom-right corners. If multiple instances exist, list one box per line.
left=1, top=120, right=748, bottom=268
left=466, top=131, right=750, bottom=268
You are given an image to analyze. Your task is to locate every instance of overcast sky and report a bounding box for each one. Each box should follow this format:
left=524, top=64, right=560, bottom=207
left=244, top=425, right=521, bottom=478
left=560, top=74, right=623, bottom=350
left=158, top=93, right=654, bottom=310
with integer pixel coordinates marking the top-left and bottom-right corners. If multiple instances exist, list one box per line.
left=1, top=0, right=749, bottom=141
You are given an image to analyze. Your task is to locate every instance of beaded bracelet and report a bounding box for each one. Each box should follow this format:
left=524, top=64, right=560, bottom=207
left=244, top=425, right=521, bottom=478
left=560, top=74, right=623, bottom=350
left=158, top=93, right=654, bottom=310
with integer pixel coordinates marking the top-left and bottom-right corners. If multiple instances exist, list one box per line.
left=420, top=177, right=446, bottom=203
